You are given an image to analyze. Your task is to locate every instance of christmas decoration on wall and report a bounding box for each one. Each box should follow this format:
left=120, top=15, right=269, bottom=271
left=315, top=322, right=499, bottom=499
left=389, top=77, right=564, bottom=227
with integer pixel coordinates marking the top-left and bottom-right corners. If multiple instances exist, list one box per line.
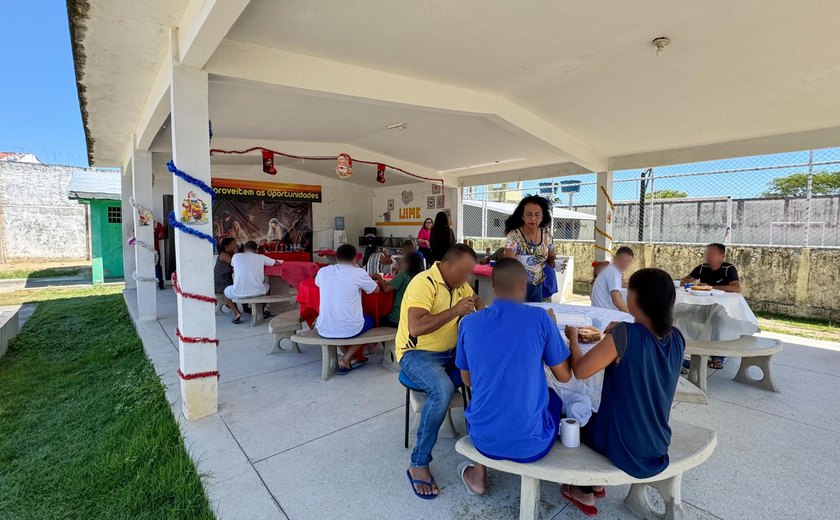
left=262, top=149, right=277, bottom=175
left=431, top=183, right=442, bottom=194
left=336, top=153, right=353, bottom=179
left=401, top=190, right=414, bottom=205
left=132, top=272, right=158, bottom=284
left=129, top=197, right=154, bottom=227
left=167, top=161, right=215, bottom=201
left=167, top=161, right=217, bottom=247
left=376, top=163, right=386, bottom=184
left=426, top=196, right=436, bottom=209
left=180, top=191, right=209, bottom=225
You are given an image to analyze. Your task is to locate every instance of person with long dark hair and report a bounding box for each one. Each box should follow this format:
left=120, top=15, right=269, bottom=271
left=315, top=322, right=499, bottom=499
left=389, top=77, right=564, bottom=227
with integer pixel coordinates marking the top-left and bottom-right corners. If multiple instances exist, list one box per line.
left=503, top=195, right=555, bottom=302
left=374, top=252, right=425, bottom=328
left=428, top=211, right=455, bottom=263
left=560, top=268, right=685, bottom=516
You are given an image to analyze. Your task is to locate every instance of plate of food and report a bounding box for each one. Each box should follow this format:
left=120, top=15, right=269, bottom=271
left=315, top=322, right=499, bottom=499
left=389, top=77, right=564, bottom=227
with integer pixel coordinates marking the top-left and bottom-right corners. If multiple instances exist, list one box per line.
left=688, top=285, right=713, bottom=296
left=577, top=325, right=603, bottom=344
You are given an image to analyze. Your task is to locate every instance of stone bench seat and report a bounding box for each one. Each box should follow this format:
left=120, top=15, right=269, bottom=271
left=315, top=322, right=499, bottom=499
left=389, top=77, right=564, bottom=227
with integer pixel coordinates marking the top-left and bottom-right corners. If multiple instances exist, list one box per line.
left=686, top=335, right=783, bottom=394
left=455, top=420, right=717, bottom=520
left=230, top=294, right=297, bottom=326
left=674, top=376, right=708, bottom=405
left=268, top=309, right=303, bottom=354
left=290, top=327, right=397, bottom=380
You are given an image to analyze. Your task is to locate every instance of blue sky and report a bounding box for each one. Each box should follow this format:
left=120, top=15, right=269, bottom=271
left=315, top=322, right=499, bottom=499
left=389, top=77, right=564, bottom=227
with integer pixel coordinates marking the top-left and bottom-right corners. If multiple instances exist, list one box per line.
left=0, top=2, right=88, bottom=167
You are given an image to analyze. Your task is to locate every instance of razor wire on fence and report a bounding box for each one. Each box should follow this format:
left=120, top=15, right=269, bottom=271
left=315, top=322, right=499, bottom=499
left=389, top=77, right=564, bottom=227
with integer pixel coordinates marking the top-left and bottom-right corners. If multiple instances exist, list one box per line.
left=462, top=147, right=840, bottom=249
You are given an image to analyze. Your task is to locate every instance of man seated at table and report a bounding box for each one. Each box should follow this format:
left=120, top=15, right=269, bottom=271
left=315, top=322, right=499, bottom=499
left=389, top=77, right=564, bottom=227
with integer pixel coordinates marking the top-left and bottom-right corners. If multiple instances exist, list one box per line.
left=680, top=243, right=741, bottom=293
left=590, top=247, right=634, bottom=328
left=456, top=258, right=572, bottom=495
left=680, top=243, right=741, bottom=369
left=224, top=241, right=282, bottom=324
left=397, top=244, right=484, bottom=499
left=315, top=244, right=380, bottom=374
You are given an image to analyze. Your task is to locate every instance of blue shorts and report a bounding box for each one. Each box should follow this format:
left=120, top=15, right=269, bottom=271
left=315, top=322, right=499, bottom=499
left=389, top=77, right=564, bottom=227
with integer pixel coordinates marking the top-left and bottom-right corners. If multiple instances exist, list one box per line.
left=355, top=314, right=376, bottom=337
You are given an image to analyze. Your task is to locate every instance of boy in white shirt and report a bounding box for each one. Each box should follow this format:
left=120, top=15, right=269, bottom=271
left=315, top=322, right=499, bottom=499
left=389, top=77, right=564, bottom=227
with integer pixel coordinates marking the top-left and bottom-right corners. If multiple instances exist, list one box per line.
left=225, top=241, right=282, bottom=324
left=315, top=244, right=380, bottom=374
left=590, top=247, right=634, bottom=328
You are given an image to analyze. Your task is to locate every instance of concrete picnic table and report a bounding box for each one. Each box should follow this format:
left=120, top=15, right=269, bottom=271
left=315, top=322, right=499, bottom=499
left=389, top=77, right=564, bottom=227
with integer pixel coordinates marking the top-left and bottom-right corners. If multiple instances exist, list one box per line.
left=620, top=287, right=760, bottom=341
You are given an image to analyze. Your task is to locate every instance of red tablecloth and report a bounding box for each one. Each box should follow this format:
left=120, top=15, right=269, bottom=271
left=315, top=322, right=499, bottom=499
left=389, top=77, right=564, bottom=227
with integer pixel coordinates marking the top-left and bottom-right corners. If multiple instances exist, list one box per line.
left=297, top=278, right=394, bottom=328
left=473, top=264, right=493, bottom=278
left=264, top=251, right=312, bottom=262
left=264, top=261, right=320, bottom=290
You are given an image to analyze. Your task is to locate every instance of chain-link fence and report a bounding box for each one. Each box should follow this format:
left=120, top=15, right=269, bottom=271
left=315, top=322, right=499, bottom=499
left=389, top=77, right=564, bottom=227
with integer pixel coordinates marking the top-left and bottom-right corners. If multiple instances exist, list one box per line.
left=463, top=147, right=840, bottom=249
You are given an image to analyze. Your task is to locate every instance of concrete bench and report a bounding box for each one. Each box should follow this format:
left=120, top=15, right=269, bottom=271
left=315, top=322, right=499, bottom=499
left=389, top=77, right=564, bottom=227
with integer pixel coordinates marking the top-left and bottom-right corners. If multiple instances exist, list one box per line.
left=674, top=376, right=708, bottom=405
left=0, top=309, right=20, bottom=360
left=455, top=420, right=717, bottom=520
left=231, top=294, right=297, bottom=326
left=686, top=335, right=783, bottom=394
left=289, top=327, right=397, bottom=380
left=268, top=309, right=303, bottom=354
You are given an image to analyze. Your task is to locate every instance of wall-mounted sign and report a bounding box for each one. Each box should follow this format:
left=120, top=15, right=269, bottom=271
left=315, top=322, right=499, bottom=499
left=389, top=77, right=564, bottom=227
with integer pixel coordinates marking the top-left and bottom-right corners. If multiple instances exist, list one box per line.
left=212, top=178, right=322, bottom=203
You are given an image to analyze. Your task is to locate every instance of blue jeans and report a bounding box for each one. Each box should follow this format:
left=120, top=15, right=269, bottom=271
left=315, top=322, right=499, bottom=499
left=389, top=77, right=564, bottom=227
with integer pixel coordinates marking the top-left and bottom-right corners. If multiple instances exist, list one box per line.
left=526, top=281, right=544, bottom=303
left=399, top=348, right=456, bottom=468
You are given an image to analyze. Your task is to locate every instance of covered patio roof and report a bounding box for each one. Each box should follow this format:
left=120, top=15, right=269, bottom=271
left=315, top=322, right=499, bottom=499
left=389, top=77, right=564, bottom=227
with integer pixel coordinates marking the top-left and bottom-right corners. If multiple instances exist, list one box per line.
left=69, top=0, right=840, bottom=187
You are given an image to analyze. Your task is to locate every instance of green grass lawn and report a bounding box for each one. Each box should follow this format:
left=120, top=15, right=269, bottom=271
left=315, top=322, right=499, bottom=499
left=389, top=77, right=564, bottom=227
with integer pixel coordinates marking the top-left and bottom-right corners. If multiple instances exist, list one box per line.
left=755, top=311, right=839, bottom=342
left=0, top=289, right=214, bottom=519
left=0, top=266, right=86, bottom=280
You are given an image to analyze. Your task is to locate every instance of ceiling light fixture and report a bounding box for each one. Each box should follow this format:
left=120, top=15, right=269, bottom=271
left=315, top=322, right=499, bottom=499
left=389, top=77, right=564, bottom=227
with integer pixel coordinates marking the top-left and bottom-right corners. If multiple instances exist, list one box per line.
left=652, top=37, right=670, bottom=56
left=387, top=123, right=407, bottom=130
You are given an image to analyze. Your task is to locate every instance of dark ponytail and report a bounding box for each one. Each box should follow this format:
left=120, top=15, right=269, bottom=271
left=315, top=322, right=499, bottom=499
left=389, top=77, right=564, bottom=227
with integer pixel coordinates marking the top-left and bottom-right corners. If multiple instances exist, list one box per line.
left=627, top=268, right=676, bottom=337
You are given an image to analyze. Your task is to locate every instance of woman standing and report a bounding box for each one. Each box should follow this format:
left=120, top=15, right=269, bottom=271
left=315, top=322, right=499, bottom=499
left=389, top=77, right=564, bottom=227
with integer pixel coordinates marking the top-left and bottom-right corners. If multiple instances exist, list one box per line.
left=428, top=211, right=455, bottom=263
left=417, top=218, right=433, bottom=260
left=503, top=195, right=555, bottom=302
left=561, top=268, right=685, bottom=516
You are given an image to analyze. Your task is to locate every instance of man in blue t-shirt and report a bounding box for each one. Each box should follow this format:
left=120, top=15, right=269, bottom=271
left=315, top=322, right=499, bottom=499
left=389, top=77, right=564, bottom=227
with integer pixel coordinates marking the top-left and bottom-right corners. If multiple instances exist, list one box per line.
left=456, top=258, right=571, bottom=495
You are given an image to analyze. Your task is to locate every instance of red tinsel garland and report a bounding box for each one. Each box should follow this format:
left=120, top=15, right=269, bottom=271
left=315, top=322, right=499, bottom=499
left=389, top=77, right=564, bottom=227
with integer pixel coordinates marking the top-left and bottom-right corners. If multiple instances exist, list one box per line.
left=177, top=369, right=220, bottom=380
left=176, top=327, right=219, bottom=346
left=209, top=146, right=445, bottom=204
left=171, top=272, right=218, bottom=304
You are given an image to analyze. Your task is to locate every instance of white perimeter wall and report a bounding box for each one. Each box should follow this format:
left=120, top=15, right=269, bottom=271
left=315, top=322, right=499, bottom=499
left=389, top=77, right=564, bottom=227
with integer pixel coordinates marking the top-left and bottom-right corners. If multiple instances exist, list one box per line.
left=0, top=162, right=88, bottom=261
left=371, top=182, right=459, bottom=240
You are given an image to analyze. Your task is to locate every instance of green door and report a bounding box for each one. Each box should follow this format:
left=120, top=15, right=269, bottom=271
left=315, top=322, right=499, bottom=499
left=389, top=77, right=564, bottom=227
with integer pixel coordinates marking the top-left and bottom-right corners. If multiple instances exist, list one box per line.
left=89, top=200, right=124, bottom=283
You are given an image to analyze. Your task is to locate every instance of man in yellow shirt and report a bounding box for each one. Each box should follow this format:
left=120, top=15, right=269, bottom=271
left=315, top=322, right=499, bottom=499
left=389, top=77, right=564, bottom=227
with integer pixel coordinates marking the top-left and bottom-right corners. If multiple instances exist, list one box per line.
left=398, top=244, right=483, bottom=499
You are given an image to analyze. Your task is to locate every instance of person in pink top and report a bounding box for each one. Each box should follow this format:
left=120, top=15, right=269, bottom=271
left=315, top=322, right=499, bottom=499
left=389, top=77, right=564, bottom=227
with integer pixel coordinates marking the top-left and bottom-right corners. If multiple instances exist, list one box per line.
left=417, top=218, right=433, bottom=260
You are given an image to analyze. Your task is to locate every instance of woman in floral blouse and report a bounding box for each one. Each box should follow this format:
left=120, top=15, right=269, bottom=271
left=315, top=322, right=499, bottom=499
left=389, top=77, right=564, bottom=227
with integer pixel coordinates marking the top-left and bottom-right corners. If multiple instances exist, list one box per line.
left=503, top=195, right=555, bottom=302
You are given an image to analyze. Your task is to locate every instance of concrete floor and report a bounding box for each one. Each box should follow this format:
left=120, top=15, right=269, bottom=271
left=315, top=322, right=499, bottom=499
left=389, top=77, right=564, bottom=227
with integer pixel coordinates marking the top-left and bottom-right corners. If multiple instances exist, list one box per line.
left=124, top=289, right=840, bottom=520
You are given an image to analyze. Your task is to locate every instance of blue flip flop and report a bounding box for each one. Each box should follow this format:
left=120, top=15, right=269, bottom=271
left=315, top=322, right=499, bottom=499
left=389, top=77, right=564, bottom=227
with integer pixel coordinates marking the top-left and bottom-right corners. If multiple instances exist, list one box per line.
left=337, top=359, right=367, bottom=375
left=406, top=470, right=438, bottom=500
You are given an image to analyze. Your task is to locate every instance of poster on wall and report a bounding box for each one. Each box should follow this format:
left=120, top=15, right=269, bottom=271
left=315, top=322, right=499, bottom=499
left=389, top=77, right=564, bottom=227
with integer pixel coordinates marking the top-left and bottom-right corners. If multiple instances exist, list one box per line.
left=211, top=178, right=321, bottom=253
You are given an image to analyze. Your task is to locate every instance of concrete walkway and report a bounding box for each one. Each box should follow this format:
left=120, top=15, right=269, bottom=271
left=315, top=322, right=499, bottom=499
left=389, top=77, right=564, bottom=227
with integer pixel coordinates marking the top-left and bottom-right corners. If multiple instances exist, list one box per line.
left=124, top=289, right=840, bottom=519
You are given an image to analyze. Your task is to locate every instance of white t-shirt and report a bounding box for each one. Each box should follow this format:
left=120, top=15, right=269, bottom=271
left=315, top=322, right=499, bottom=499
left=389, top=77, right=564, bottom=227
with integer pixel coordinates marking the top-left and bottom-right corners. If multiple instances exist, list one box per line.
left=229, top=252, right=275, bottom=298
left=315, top=263, right=378, bottom=339
left=591, top=263, right=623, bottom=311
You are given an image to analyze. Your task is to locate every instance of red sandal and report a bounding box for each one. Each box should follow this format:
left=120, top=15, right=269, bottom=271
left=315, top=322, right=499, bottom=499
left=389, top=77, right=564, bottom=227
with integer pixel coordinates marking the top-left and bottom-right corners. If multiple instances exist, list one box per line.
left=561, top=485, right=598, bottom=517
left=593, top=486, right=606, bottom=498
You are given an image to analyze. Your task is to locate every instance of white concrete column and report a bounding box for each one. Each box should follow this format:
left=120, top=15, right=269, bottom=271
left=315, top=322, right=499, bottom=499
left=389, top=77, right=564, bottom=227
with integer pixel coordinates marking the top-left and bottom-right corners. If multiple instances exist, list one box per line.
left=170, top=61, right=217, bottom=420
left=121, top=165, right=137, bottom=290
left=132, top=148, right=157, bottom=320
left=455, top=187, right=464, bottom=241
left=594, top=171, right=614, bottom=262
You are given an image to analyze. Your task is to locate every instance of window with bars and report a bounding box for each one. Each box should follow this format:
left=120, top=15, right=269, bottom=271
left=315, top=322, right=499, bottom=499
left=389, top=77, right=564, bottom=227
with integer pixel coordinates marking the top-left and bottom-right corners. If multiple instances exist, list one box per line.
left=107, top=206, right=122, bottom=224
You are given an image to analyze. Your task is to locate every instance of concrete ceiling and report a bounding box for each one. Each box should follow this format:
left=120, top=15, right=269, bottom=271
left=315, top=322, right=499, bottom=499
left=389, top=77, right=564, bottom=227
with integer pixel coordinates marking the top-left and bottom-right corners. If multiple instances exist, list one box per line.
left=206, top=77, right=566, bottom=171
left=72, top=0, right=840, bottom=185
left=227, top=0, right=840, bottom=158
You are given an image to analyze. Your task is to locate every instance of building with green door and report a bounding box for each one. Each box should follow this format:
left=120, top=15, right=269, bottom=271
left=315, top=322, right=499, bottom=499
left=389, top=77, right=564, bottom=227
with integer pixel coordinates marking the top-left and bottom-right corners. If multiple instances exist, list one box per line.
left=68, top=170, right=123, bottom=284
